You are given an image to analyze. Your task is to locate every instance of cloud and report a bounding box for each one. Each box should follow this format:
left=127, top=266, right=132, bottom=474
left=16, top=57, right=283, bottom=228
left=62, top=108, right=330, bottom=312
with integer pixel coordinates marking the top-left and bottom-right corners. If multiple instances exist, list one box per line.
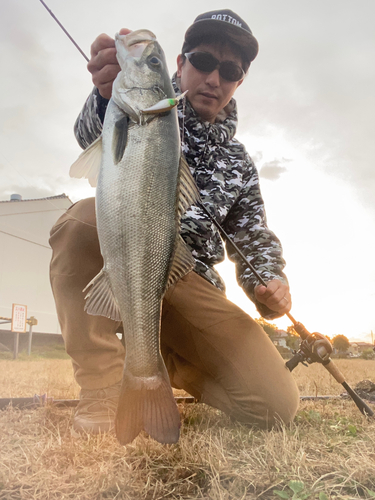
left=235, top=0, right=375, bottom=210
left=259, top=159, right=290, bottom=180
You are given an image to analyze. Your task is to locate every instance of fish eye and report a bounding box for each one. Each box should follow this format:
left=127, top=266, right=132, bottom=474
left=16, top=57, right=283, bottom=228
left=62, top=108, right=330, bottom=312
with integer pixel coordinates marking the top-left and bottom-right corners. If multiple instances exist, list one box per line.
left=148, top=56, right=161, bottom=66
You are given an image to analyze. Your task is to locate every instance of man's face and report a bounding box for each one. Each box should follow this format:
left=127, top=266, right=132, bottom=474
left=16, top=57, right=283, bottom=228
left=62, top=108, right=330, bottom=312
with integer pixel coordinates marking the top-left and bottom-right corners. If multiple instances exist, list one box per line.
left=176, top=43, right=244, bottom=123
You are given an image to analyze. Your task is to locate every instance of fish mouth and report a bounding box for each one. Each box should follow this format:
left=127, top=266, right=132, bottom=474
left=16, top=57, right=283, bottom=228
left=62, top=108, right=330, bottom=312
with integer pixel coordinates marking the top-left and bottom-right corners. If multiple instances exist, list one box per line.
left=126, top=29, right=157, bottom=46
left=116, top=29, right=156, bottom=45
left=116, top=29, right=157, bottom=56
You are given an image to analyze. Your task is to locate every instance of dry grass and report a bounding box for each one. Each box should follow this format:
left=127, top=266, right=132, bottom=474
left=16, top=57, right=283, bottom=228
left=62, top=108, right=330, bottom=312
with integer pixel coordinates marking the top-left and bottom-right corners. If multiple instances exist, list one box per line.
left=1, top=358, right=375, bottom=499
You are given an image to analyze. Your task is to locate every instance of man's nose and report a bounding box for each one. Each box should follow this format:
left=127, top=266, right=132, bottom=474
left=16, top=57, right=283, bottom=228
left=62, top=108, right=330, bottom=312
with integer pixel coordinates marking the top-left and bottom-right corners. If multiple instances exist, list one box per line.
left=205, top=68, right=220, bottom=87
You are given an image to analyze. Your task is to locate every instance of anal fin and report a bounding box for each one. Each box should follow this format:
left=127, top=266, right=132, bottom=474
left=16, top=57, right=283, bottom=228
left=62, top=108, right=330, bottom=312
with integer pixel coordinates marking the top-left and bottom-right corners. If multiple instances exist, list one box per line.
left=83, top=268, right=121, bottom=321
left=167, top=235, right=195, bottom=288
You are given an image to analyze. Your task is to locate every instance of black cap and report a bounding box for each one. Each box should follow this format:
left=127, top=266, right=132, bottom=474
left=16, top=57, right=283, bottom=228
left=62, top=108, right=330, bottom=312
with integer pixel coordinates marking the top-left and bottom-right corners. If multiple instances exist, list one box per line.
left=182, top=9, right=259, bottom=62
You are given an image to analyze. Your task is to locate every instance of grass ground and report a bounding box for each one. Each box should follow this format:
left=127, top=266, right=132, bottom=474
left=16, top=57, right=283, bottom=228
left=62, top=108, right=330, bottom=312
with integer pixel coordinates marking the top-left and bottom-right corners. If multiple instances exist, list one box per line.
left=1, top=356, right=375, bottom=499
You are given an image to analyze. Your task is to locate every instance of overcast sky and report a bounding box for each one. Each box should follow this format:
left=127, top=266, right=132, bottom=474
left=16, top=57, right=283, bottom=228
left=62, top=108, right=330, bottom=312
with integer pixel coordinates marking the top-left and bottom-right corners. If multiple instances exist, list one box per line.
left=1, top=0, right=374, bottom=341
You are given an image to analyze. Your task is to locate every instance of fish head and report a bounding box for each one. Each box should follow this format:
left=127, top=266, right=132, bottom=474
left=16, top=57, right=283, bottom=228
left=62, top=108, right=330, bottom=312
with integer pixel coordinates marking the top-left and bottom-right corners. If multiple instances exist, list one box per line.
left=115, top=30, right=157, bottom=67
left=112, top=30, right=175, bottom=121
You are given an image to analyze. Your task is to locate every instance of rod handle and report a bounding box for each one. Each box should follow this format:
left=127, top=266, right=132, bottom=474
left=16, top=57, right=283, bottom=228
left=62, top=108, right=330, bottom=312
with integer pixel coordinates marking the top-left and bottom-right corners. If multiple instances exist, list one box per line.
left=342, top=381, right=374, bottom=417
left=322, top=360, right=345, bottom=384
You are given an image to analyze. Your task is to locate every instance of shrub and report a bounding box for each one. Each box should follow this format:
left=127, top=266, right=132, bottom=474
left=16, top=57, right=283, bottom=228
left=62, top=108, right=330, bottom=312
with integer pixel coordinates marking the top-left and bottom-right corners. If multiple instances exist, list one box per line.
left=360, top=348, right=374, bottom=360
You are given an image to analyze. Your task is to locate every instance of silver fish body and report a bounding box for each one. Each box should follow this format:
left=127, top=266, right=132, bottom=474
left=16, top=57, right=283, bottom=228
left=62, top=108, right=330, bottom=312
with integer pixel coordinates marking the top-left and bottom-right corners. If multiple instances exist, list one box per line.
left=74, top=31, right=198, bottom=444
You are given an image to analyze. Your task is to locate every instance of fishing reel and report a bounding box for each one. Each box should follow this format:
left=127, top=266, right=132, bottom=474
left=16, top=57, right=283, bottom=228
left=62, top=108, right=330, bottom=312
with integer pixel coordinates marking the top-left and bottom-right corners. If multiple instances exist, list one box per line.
left=285, top=324, right=333, bottom=372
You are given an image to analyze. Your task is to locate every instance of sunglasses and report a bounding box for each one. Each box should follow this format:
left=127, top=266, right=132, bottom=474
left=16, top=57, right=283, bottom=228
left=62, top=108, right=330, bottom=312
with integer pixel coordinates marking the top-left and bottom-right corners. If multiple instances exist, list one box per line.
left=184, top=51, right=245, bottom=82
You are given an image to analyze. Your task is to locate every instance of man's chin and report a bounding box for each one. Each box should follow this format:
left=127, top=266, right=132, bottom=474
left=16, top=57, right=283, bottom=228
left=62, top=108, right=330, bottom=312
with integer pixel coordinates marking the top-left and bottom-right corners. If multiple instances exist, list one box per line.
left=193, top=102, right=217, bottom=123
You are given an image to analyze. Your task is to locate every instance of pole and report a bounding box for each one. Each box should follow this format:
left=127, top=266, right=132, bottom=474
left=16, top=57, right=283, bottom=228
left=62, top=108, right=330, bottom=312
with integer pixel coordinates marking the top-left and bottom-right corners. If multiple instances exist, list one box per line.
left=13, top=332, right=19, bottom=360
left=27, top=324, right=33, bottom=356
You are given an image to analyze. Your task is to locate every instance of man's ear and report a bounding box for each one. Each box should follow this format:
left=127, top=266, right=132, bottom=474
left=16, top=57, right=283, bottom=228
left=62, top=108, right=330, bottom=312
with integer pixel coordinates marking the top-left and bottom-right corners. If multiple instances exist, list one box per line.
left=176, top=54, right=184, bottom=78
left=236, top=78, right=244, bottom=89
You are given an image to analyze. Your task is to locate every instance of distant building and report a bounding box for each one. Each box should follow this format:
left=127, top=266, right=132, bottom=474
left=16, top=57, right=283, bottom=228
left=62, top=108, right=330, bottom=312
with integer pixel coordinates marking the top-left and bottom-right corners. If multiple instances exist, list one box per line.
left=348, top=342, right=374, bottom=355
left=0, top=194, right=72, bottom=334
left=273, top=329, right=289, bottom=348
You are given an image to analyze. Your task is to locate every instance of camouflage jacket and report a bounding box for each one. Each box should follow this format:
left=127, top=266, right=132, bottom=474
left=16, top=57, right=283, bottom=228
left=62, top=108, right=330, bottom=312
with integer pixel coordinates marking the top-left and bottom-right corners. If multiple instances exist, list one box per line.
left=74, top=76, right=288, bottom=319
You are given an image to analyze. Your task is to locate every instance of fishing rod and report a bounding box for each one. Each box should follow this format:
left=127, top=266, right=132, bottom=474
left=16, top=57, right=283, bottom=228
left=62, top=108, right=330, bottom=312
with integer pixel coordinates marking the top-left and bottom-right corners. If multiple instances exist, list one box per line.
left=39, top=2, right=374, bottom=418
left=198, top=202, right=374, bottom=418
left=38, top=0, right=89, bottom=62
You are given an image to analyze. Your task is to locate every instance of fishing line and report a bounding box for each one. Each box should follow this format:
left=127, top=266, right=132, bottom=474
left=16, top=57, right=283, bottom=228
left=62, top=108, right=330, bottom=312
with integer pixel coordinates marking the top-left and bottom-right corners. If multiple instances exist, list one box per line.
left=0, top=209, right=65, bottom=218
left=180, top=97, right=187, bottom=150
left=0, top=149, right=91, bottom=230
left=0, top=229, right=50, bottom=250
left=0, top=151, right=35, bottom=189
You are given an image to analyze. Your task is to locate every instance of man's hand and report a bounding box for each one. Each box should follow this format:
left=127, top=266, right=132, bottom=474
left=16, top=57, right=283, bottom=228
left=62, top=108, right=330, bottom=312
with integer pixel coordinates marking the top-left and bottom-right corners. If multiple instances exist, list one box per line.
left=87, top=28, right=132, bottom=99
left=254, top=279, right=291, bottom=315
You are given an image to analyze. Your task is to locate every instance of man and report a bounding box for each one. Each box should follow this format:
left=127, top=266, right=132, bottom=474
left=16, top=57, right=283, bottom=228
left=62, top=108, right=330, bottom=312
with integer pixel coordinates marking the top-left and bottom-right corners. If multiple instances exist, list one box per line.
left=50, top=9, right=299, bottom=436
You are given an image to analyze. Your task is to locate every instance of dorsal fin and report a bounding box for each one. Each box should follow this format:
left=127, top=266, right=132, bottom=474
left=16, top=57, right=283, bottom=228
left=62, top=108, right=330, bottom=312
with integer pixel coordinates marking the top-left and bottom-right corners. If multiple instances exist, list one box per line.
left=164, top=156, right=200, bottom=289
left=178, top=156, right=200, bottom=219
left=70, top=136, right=102, bottom=187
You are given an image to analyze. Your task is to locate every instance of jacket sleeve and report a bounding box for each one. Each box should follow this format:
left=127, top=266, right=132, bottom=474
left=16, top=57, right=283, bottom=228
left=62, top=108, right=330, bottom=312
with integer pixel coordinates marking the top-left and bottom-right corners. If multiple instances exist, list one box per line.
left=223, top=153, right=288, bottom=319
left=74, top=87, right=109, bottom=149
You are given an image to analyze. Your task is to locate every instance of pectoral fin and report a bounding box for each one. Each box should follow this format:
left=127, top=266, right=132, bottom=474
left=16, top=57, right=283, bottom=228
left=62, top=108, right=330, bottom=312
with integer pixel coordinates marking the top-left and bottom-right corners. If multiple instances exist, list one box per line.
left=113, top=116, right=129, bottom=164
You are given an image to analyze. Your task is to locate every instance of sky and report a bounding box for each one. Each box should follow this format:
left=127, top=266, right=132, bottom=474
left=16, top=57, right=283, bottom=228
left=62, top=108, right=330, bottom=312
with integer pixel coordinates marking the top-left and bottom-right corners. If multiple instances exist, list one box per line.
left=1, top=0, right=374, bottom=342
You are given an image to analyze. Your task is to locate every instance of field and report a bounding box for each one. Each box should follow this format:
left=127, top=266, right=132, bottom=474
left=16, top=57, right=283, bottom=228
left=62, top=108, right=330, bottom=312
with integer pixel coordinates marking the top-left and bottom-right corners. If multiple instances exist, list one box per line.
left=1, top=354, right=375, bottom=499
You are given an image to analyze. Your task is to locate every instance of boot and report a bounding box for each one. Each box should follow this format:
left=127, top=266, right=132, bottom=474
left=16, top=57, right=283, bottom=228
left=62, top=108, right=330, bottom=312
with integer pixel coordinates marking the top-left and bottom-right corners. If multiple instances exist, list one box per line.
left=71, top=381, right=121, bottom=436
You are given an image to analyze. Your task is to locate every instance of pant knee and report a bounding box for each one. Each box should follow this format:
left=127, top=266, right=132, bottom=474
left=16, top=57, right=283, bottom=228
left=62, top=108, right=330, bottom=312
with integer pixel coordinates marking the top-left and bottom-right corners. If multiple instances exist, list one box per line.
left=49, top=199, right=102, bottom=277
left=229, top=380, right=300, bottom=429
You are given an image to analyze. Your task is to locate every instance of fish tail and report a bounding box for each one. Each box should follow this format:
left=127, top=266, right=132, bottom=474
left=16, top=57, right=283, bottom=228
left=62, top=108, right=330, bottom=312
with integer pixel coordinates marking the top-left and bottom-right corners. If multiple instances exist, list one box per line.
left=115, top=369, right=180, bottom=445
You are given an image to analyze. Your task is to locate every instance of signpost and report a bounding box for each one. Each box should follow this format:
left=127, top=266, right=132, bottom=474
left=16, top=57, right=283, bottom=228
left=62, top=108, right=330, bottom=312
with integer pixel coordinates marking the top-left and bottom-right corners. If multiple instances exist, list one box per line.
left=0, top=307, right=38, bottom=359
left=11, top=304, right=27, bottom=359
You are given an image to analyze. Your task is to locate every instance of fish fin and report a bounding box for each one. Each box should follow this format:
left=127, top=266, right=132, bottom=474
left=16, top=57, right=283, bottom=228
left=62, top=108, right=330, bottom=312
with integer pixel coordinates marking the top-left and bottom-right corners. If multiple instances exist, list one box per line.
left=69, top=136, right=102, bottom=187
left=178, top=156, right=200, bottom=219
left=115, top=369, right=180, bottom=445
left=83, top=269, right=122, bottom=321
left=164, top=156, right=200, bottom=288
left=113, top=116, right=129, bottom=164
left=167, top=236, right=195, bottom=288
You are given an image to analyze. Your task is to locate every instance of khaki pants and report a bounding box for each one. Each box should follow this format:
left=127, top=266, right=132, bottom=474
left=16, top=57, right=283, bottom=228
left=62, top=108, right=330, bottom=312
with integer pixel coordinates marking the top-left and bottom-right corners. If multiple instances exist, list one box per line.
left=49, top=198, right=299, bottom=428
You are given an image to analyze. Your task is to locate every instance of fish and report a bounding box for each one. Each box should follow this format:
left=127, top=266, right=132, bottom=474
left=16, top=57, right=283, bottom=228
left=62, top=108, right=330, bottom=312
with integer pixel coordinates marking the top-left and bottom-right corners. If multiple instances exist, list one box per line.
left=70, top=30, right=199, bottom=445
